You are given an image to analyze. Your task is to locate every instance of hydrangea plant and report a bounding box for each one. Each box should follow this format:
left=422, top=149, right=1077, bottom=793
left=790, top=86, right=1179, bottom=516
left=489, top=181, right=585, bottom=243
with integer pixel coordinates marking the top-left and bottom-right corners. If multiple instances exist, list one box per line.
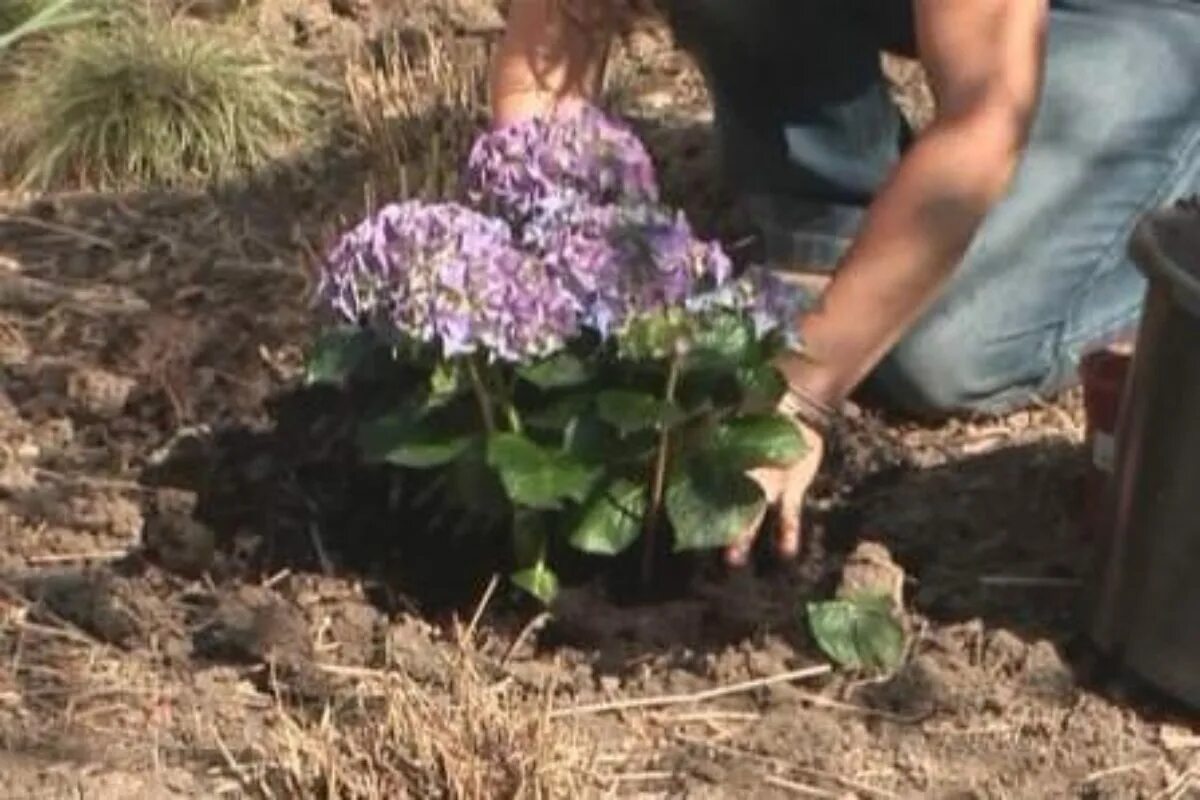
left=307, top=106, right=811, bottom=603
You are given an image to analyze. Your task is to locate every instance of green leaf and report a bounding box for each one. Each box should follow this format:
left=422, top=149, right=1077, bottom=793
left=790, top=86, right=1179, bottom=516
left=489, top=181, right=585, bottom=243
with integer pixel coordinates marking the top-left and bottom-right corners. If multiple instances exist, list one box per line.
left=486, top=433, right=601, bottom=510
left=510, top=563, right=560, bottom=604
left=806, top=595, right=906, bottom=672
left=518, top=352, right=595, bottom=389
left=524, top=393, right=593, bottom=433
left=617, top=308, right=690, bottom=361
left=736, top=363, right=788, bottom=410
left=685, top=313, right=755, bottom=372
left=596, top=390, right=682, bottom=436
left=358, top=411, right=473, bottom=468
left=446, top=443, right=511, bottom=523
left=569, top=478, right=648, bottom=555
left=424, top=361, right=466, bottom=409
left=666, top=461, right=765, bottom=551
left=305, top=327, right=373, bottom=386
left=712, top=413, right=807, bottom=470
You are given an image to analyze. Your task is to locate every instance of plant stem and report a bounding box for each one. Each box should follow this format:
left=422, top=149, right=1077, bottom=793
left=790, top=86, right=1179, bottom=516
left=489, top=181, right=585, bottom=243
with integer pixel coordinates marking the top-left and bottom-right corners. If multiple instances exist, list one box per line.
left=504, top=403, right=523, bottom=435
left=642, top=355, right=681, bottom=584
left=465, top=355, right=497, bottom=434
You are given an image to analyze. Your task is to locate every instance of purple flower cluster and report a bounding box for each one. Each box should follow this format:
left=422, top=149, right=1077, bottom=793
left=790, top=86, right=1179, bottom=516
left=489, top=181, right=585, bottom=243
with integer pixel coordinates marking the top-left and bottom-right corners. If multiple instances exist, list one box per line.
left=317, top=201, right=577, bottom=362
left=686, top=266, right=810, bottom=343
left=317, top=105, right=805, bottom=365
left=522, top=201, right=732, bottom=338
left=464, top=105, right=659, bottom=226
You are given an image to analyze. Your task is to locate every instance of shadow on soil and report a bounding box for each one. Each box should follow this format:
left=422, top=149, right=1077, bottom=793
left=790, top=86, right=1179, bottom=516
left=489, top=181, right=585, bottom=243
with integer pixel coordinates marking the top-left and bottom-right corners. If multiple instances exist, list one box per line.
left=132, top=372, right=1098, bottom=667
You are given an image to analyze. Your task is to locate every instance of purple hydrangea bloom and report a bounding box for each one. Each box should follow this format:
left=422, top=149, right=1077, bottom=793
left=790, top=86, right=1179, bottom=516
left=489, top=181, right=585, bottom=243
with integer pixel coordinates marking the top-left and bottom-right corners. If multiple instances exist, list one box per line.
left=317, top=201, right=578, bottom=362
left=685, top=266, right=811, bottom=344
left=464, top=104, right=659, bottom=227
left=522, top=201, right=733, bottom=338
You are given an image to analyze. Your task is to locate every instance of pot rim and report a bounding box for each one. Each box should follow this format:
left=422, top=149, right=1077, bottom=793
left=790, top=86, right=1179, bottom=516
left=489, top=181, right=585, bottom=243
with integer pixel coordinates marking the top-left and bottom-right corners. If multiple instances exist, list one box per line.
left=1129, top=202, right=1200, bottom=317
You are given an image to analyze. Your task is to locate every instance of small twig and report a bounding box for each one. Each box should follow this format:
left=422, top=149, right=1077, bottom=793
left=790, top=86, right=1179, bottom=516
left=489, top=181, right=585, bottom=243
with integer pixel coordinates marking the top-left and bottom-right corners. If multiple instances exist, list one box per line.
left=793, top=689, right=929, bottom=724
left=502, top=611, right=551, bottom=666
left=0, top=212, right=117, bottom=251
left=34, top=468, right=149, bottom=494
left=463, top=574, right=500, bottom=647
left=313, top=663, right=390, bottom=680
left=763, top=775, right=843, bottom=799
left=550, top=664, right=831, bottom=718
left=602, top=771, right=676, bottom=783
left=206, top=717, right=258, bottom=792
left=306, top=522, right=334, bottom=576
left=1083, top=758, right=1161, bottom=784
left=978, top=575, right=1081, bottom=589
left=27, top=549, right=131, bottom=566
left=1163, top=733, right=1200, bottom=751
left=642, top=354, right=680, bottom=584
left=673, top=733, right=901, bottom=800
left=262, top=569, right=291, bottom=589
left=1157, top=770, right=1197, bottom=800
left=465, top=355, right=497, bottom=433
left=656, top=710, right=762, bottom=724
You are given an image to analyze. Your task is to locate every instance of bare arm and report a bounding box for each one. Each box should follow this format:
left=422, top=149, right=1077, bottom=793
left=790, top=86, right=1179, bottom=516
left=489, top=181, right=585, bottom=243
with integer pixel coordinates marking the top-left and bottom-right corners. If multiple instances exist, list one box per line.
left=489, top=0, right=615, bottom=125
left=777, top=1, right=1049, bottom=404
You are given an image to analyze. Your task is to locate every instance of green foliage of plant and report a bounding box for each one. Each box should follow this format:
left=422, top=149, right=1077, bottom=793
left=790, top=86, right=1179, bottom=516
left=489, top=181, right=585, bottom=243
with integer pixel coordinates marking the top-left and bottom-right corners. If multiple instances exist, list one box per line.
left=0, top=7, right=328, bottom=189
left=307, top=308, right=808, bottom=605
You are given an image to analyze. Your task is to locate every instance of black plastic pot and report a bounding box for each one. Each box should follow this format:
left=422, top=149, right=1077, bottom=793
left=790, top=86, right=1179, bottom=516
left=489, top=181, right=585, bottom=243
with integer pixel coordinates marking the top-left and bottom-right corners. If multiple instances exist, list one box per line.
left=1084, top=200, right=1200, bottom=711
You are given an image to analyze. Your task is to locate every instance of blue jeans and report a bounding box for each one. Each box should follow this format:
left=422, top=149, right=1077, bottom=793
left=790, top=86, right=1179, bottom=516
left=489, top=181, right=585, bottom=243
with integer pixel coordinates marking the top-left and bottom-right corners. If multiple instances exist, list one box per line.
left=670, top=0, right=1200, bottom=415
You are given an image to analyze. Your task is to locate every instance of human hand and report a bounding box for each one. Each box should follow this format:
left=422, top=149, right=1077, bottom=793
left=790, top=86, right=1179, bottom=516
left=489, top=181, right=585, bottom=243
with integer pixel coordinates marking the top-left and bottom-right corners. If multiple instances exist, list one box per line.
left=724, top=418, right=825, bottom=567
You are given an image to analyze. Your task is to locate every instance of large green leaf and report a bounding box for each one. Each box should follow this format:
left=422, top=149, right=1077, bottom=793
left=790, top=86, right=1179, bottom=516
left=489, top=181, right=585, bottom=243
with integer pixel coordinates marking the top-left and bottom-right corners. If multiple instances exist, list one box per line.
left=666, top=461, right=765, bottom=551
left=806, top=594, right=906, bottom=672
left=736, top=363, right=788, bottom=411
left=445, top=443, right=511, bottom=523
left=510, top=563, right=560, bottom=605
left=358, top=411, right=474, bottom=468
left=486, top=433, right=601, bottom=510
left=712, top=413, right=807, bottom=470
left=517, top=351, right=595, bottom=389
left=685, top=313, right=755, bottom=372
left=596, top=390, right=682, bottom=436
left=305, top=327, right=374, bottom=387
left=569, top=478, right=648, bottom=556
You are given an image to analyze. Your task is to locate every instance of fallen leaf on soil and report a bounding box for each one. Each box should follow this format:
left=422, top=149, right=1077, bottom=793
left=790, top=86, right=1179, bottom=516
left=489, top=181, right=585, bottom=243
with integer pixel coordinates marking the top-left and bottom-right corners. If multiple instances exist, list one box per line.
left=807, top=594, right=906, bottom=673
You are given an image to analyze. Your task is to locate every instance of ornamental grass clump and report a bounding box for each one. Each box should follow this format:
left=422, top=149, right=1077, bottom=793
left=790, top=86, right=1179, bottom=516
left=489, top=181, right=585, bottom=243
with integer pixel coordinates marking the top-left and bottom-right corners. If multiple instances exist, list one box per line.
left=0, top=0, right=93, bottom=54
left=0, top=7, right=325, bottom=190
left=309, top=106, right=811, bottom=603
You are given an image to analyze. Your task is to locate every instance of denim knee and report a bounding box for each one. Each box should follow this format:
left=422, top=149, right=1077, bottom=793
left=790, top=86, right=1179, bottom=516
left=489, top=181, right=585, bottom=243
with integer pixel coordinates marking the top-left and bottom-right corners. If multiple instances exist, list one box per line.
left=866, top=317, right=1053, bottom=417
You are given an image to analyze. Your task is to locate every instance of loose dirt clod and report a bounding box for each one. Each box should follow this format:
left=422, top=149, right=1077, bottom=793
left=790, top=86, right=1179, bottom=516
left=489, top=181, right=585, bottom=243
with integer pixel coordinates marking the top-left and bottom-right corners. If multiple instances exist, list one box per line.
left=141, top=488, right=216, bottom=576
left=66, top=366, right=137, bottom=417
left=836, top=540, right=906, bottom=610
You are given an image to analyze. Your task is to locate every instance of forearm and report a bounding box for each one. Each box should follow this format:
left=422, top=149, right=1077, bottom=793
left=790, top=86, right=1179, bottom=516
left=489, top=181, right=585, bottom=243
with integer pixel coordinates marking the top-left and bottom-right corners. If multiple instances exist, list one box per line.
left=490, top=0, right=614, bottom=125
left=778, top=110, right=1027, bottom=404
